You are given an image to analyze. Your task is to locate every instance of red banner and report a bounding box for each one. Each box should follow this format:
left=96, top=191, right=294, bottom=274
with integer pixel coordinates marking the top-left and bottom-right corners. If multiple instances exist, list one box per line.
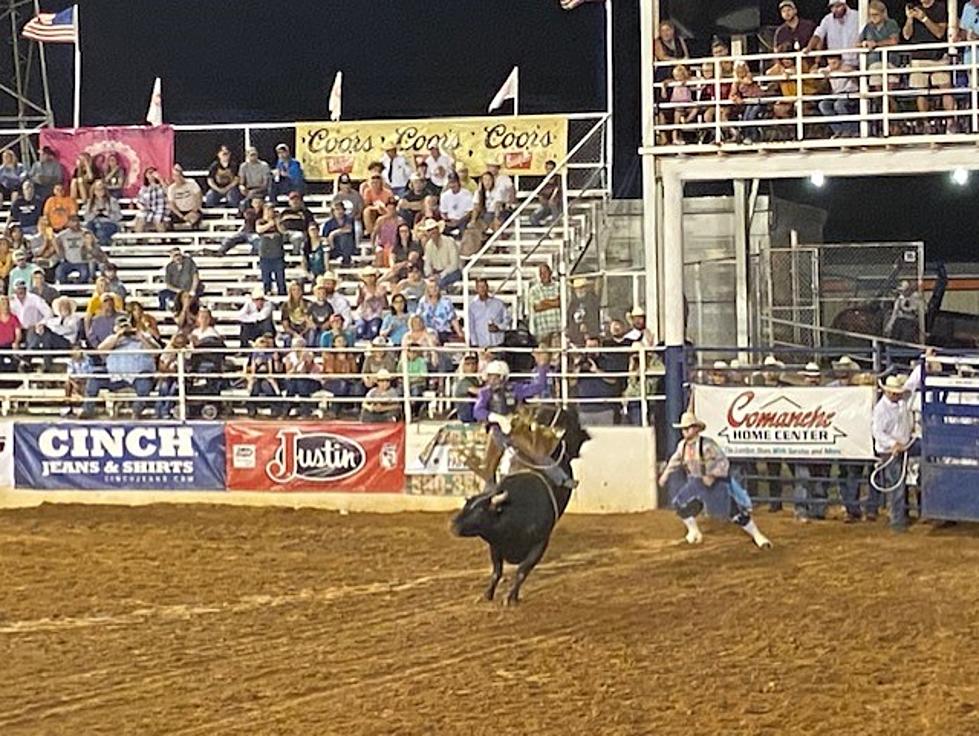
left=39, top=125, right=175, bottom=198
left=225, top=422, right=405, bottom=493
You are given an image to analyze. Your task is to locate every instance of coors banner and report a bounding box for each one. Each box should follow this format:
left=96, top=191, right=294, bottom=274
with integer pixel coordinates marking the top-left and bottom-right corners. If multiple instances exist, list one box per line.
left=225, top=422, right=405, bottom=493
left=295, top=114, right=568, bottom=180
left=693, top=385, right=875, bottom=460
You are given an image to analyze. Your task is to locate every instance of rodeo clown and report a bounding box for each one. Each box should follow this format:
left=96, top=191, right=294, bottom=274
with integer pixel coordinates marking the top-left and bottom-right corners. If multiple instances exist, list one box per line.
left=658, top=411, right=772, bottom=548
left=472, top=351, right=576, bottom=493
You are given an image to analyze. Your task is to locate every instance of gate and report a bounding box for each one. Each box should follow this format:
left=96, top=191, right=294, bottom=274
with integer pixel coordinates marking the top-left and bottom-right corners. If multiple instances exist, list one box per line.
left=920, top=369, right=979, bottom=521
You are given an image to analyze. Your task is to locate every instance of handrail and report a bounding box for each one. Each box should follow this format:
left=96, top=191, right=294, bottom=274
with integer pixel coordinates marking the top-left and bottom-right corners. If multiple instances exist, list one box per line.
left=650, top=39, right=979, bottom=151
left=461, top=113, right=611, bottom=333
left=762, top=315, right=927, bottom=350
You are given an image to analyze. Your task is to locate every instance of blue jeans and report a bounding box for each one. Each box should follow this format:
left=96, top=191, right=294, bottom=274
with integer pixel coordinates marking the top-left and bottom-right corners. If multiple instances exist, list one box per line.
left=55, top=261, right=91, bottom=284
left=83, top=376, right=154, bottom=416
left=158, top=282, right=204, bottom=312
left=793, top=463, right=829, bottom=520
left=839, top=463, right=877, bottom=518
left=155, top=376, right=178, bottom=418
left=818, top=98, right=858, bottom=136
left=205, top=188, right=242, bottom=208
left=285, top=377, right=321, bottom=416
left=356, top=317, right=382, bottom=341
left=672, top=474, right=752, bottom=523
left=219, top=231, right=260, bottom=255
left=259, top=256, right=286, bottom=295
left=878, top=453, right=908, bottom=530
left=743, top=105, right=764, bottom=141
left=86, top=219, right=119, bottom=246
left=438, top=269, right=463, bottom=290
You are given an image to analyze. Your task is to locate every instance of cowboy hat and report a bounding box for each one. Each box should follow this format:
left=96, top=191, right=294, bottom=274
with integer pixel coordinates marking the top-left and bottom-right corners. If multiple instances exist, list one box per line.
left=317, top=271, right=338, bottom=284
left=831, top=355, right=859, bottom=370
left=763, top=355, right=785, bottom=368
left=628, top=306, right=645, bottom=318
left=802, top=362, right=821, bottom=377
left=421, top=217, right=444, bottom=232
left=484, top=360, right=510, bottom=379
left=879, top=374, right=909, bottom=394
left=712, top=360, right=728, bottom=370
left=360, top=266, right=379, bottom=278
left=673, top=411, right=706, bottom=431
left=251, top=286, right=266, bottom=299
left=570, top=277, right=590, bottom=289
left=376, top=368, right=393, bottom=381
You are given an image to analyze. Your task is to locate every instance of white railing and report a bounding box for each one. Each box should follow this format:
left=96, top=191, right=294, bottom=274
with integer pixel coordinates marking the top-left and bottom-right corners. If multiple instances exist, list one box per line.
left=651, top=40, right=979, bottom=152
left=0, top=344, right=665, bottom=426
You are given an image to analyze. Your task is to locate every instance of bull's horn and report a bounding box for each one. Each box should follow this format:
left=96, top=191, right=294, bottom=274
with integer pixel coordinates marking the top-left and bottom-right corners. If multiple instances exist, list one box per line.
left=490, top=491, right=509, bottom=507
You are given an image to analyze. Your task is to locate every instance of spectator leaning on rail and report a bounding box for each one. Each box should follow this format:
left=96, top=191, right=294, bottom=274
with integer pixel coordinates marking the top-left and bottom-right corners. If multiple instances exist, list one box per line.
left=454, top=352, right=483, bottom=423
left=903, top=0, right=957, bottom=134
left=243, top=332, right=282, bottom=418
left=0, top=294, right=21, bottom=370
left=659, top=411, right=773, bottom=548
left=159, top=247, right=203, bottom=311
left=571, top=336, right=621, bottom=426
left=80, top=314, right=159, bottom=420
left=361, top=368, right=402, bottom=423
left=205, top=145, right=241, bottom=207
left=807, top=0, right=860, bottom=68
left=468, top=277, right=508, bottom=349
left=236, top=287, right=276, bottom=346
left=957, top=0, right=979, bottom=73
left=525, top=263, right=562, bottom=348
left=873, top=358, right=926, bottom=532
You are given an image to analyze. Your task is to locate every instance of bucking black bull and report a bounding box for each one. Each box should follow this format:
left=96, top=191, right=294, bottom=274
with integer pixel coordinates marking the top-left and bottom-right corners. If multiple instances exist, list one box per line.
left=452, top=404, right=590, bottom=605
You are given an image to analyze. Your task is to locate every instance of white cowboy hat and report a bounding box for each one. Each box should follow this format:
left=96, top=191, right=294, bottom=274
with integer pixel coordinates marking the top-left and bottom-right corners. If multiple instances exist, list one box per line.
left=803, top=362, right=821, bottom=378
left=879, top=374, right=909, bottom=394
left=628, top=306, right=645, bottom=318
left=729, top=359, right=742, bottom=370
left=763, top=355, right=785, bottom=368
left=376, top=368, right=393, bottom=381
left=251, top=286, right=266, bottom=299
left=712, top=360, right=728, bottom=370
left=317, top=271, right=338, bottom=284
left=832, top=355, right=859, bottom=370
left=673, top=411, right=706, bottom=431
left=360, top=266, right=379, bottom=278
left=421, top=217, right=445, bottom=232
left=483, top=360, right=510, bottom=379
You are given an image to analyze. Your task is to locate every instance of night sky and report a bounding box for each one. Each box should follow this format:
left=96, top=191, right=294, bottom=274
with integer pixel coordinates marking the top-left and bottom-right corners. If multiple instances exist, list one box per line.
left=18, top=1, right=978, bottom=261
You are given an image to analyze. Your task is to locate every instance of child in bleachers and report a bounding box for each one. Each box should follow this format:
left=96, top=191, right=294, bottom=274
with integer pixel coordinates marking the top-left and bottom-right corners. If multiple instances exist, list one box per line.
left=666, top=64, right=698, bottom=145
left=63, top=349, right=92, bottom=417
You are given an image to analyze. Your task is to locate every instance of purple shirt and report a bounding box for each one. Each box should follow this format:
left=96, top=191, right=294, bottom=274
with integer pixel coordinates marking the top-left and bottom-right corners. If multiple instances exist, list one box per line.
left=473, top=366, right=549, bottom=422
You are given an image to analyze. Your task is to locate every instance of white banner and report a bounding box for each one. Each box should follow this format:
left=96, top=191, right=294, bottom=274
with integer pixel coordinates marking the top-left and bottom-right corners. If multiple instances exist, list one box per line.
left=693, top=385, right=875, bottom=460
left=0, top=421, right=13, bottom=490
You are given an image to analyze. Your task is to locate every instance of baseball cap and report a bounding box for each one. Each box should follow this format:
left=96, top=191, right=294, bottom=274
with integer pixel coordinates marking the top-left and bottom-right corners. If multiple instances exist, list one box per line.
left=12, top=278, right=26, bottom=288
left=275, top=143, right=289, bottom=152
left=779, top=0, right=796, bottom=9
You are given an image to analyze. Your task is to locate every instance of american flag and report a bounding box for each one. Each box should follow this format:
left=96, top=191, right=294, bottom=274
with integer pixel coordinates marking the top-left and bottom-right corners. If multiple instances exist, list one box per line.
left=22, top=5, right=77, bottom=44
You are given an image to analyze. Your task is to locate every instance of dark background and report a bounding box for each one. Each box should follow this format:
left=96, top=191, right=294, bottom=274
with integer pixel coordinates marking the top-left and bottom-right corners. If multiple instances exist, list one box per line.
left=19, top=1, right=979, bottom=262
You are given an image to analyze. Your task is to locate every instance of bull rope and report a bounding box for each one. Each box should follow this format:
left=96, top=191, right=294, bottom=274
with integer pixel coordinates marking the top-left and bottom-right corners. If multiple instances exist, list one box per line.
left=869, top=438, right=917, bottom=494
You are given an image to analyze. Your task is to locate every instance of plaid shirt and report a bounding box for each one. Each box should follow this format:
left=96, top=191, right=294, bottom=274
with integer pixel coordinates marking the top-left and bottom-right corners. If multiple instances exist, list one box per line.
left=138, top=184, right=166, bottom=220
left=527, top=280, right=561, bottom=338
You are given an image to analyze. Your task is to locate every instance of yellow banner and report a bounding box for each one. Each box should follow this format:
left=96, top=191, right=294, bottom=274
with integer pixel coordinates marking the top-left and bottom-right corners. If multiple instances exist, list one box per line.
left=295, top=114, right=568, bottom=181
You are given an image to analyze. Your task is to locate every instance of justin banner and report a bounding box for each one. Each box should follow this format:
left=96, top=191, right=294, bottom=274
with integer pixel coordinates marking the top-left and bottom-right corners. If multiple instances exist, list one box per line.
left=295, top=114, right=568, bottom=180
left=693, top=385, right=875, bottom=460
left=0, top=421, right=13, bottom=491
left=225, top=422, right=405, bottom=493
left=39, top=125, right=175, bottom=198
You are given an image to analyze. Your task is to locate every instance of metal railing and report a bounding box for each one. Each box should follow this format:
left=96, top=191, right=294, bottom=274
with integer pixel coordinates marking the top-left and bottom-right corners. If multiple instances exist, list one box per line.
left=651, top=41, right=979, bottom=152
left=0, top=343, right=665, bottom=426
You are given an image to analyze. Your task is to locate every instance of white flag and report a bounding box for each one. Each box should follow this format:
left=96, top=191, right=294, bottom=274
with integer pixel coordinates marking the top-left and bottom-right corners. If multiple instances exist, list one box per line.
left=488, top=66, right=518, bottom=113
left=146, top=77, right=162, bottom=127
left=328, top=71, right=343, bottom=122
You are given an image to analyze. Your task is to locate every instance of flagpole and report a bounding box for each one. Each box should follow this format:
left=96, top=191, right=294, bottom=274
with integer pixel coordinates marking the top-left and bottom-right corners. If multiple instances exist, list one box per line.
left=72, top=4, right=80, bottom=128
left=513, top=66, right=519, bottom=117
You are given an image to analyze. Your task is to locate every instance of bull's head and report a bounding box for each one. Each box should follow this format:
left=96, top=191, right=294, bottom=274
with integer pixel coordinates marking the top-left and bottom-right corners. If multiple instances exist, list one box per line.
left=451, top=491, right=509, bottom=537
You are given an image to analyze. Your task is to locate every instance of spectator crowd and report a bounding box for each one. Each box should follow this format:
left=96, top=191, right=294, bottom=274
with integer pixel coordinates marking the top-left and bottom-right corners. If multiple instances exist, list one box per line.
left=654, top=0, right=977, bottom=144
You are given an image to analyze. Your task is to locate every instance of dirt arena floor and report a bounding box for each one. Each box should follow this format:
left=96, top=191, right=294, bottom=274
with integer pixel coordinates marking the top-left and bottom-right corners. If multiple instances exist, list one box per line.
left=1, top=504, right=979, bottom=736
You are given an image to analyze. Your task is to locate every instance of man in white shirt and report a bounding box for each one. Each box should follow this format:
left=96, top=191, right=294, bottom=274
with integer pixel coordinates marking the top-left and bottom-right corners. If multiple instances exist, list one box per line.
left=485, top=160, right=516, bottom=210
left=421, top=219, right=462, bottom=289
left=424, top=144, right=454, bottom=189
left=808, top=0, right=860, bottom=67
left=872, top=364, right=923, bottom=532
left=236, top=287, right=275, bottom=346
left=381, top=143, right=413, bottom=197
left=439, top=173, right=474, bottom=236
left=468, top=278, right=508, bottom=348
left=167, top=164, right=203, bottom=229
left=316, top=271, right=353, bottom=326
left=9, top=278, right=52, bottom=333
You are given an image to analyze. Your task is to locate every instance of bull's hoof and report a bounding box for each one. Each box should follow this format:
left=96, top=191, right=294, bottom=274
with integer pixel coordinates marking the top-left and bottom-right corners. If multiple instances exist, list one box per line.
left=482, top=589, right=496, bottom=602
left=505, top=595, right=520, bottom=607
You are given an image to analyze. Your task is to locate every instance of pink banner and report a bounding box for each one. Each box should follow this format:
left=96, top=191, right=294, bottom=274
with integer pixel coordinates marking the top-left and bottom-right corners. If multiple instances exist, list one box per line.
left=39, top=125, right=175, bottom=198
